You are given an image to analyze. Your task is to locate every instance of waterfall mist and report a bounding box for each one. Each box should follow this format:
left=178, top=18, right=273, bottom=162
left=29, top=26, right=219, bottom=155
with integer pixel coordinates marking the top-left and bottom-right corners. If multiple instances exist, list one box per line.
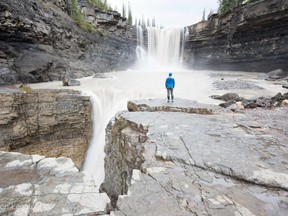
left=135, top=26, right=186, bottom=70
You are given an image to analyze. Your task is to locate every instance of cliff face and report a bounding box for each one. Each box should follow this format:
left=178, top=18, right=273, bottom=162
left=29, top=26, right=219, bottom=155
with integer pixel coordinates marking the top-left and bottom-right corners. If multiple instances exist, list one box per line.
left=185, top=0, right=288, bottom=72
left=102, top=99, right=288, bottom=215
left=0, top=0, right=137, bottom=85
left=0, top=89, right=91, bottom=168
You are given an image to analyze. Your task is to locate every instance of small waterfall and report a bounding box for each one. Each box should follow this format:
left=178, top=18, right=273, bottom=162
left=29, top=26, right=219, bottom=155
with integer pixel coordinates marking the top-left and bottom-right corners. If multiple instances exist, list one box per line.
left=136, top=26, right=185, bottom=70
left=136, top=26, right=146, bottom=61
left=82, top=89, right=128, bottom=189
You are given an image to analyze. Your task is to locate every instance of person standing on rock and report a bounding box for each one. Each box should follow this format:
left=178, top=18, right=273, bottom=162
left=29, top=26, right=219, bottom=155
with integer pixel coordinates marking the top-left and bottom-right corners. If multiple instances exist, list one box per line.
left=165, top=72, right=175, bottom=102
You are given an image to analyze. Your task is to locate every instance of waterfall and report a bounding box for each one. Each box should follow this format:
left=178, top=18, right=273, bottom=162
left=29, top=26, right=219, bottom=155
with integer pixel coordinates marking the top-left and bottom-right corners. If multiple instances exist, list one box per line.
left=136, top=26, right=185, bottom=70
left=82, top=88, right=128, bottom=189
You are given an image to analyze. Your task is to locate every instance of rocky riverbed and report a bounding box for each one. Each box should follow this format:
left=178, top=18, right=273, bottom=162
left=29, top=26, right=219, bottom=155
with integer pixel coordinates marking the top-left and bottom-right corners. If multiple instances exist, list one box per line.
left=0, top=95, right=287, bottom=215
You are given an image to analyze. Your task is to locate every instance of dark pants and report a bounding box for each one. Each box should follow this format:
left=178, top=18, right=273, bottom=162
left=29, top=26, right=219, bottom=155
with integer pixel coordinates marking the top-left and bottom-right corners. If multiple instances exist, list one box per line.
left=167, top=88, right=174, bottom=101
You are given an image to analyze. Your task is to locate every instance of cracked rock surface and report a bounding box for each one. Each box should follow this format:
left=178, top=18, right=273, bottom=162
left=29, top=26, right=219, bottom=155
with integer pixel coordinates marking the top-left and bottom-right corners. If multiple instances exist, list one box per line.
left=0, top=151, right=110, bottom=215
left=104, top=99, right=288, bottom=216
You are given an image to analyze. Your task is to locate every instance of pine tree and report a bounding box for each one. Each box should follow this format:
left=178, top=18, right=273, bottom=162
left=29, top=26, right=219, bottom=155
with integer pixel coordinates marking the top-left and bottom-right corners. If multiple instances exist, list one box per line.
left=122, top=3, right=126, bottom=18
left=202, top=8, right=206, bottom=21
left=127, top=2, right=133, bottom=25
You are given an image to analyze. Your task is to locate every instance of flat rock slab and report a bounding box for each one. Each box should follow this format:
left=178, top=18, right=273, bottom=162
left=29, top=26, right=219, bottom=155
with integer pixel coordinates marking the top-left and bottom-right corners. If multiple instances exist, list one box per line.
left=128, top=98, right=231, bottom=115
left=0, top=151, right=110, bottom=216
left=113, top=100, right=288, bottom=215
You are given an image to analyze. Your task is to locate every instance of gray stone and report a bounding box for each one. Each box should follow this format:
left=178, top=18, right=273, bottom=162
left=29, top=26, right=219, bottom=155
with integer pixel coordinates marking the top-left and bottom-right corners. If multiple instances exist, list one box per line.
left=67, top=79, right=81, bottom=86
left=102, top=99, right=288, bottom=215
left=0, top=151, right=110, bottom=216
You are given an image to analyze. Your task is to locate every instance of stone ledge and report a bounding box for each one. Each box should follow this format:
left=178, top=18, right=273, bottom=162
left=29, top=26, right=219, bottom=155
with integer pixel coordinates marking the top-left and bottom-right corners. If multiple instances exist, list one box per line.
left=104, top=99, right=288, bottom=215
left=127, top=98, right=230, bottom=115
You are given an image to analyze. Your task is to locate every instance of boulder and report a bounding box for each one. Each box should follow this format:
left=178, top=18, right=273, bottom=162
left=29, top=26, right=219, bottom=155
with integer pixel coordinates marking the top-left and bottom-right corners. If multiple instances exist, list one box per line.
left=281, top=100, right=288, bottom=106
left=268, top=69, right=287, bottom=79
left=68, top=79, right=81, bottom=86
left=211, top=93, right=240, bottom=102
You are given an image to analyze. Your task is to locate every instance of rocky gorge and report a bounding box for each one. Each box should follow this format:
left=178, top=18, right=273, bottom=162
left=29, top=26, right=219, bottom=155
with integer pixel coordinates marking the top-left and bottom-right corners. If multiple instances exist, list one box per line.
left=0, top=0, right=136, bottom=85
left=0, top=0, right=288, bottom=215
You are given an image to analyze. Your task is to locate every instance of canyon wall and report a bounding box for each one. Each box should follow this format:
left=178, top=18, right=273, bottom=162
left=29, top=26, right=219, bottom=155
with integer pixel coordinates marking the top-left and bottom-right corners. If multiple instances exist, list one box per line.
left=185, top=0, right=288, bottom=72
left=0, top=89, right=91, bottom=168
left=0, top=0, right=137, bottom=85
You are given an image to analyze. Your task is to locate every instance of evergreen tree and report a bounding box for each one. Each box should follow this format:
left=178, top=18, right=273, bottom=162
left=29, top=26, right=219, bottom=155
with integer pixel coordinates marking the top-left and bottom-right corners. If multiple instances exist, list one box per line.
left=103, top=0, right=108, bottom=11
left=122, top=3, right=126, bottom=18
left=218, top=0, right=245, bottom=16
left=202, top=8, right=206, bottom=21
left=128, top=2, right=133, bottom=25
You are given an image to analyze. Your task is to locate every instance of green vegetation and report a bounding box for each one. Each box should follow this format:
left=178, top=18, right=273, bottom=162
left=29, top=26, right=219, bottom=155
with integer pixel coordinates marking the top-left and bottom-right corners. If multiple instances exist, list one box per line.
left=71, top=0, right=94, bottom=32
left=127, top=2, right=133, bottom=25
left=87, top=0, right=112, bottom=11
left=218, top=0, right=259, bottom=17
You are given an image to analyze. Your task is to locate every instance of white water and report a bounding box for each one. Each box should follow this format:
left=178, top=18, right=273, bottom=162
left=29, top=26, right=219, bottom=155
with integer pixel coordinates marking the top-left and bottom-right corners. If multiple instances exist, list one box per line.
left=135, top=26, right=185, bottom=70
left=30, top=27, right=286, bottom=189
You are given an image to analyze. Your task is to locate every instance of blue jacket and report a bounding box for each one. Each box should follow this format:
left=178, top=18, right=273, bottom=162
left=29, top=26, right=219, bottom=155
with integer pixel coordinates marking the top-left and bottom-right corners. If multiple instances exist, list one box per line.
left=165, top=77, right=175, bottom=89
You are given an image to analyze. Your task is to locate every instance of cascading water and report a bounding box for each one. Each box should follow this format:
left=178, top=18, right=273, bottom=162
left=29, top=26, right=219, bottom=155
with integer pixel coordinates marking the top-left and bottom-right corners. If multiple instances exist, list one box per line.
left=82, top=26, right=187, bottom=188
left=135, top=26, right=185, bottom=70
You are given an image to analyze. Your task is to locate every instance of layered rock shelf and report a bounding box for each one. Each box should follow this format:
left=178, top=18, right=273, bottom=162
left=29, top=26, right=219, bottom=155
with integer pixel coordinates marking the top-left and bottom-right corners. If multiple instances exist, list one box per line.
left=0, top=0, right=136, bottom=85
left=1, top=98, right=287, bottom=215
left=0, top=89, right=91, bottom=168
left=185, top=0, right=288, bottom=73
left=103, top=99, right=288, bottom=215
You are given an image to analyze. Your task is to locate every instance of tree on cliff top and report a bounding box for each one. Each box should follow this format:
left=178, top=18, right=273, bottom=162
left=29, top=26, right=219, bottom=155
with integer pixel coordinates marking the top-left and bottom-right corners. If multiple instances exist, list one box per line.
left=218, top=0, right=244, bottom=16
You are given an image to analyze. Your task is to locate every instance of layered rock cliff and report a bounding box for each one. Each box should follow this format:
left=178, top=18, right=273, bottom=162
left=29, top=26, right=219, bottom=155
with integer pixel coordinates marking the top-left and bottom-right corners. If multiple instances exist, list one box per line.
left=102, top=99, right=288, bottom=215
left=0, top=89, right=91, bottom=168
left=0, top=0, right=137, bottom=85
left=185, top=0, right=288, bottom=73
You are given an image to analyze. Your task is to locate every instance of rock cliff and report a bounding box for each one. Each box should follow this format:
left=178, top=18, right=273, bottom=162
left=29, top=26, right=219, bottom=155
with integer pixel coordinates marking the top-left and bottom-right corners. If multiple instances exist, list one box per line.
left=102, top=99, right=288, bottom=215
left=0, top=89, right=91, bottom=168
left=0, top=0, right=136, bottom=85
left=185, top=0, right=288, bottom=73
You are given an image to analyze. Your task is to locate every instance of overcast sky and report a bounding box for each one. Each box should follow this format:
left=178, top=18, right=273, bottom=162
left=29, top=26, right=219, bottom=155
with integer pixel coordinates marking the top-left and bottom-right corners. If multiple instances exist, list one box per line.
left=108, top=0, right=219, bottom=27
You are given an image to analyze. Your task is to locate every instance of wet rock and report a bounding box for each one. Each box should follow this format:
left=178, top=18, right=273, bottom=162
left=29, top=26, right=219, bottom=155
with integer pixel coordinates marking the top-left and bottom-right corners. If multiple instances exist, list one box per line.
left=210, top=93, right=240, bottom=101
left=67, top=79, right=81, bottom=86
left=218, top=100, right=235, bottom=108
left=267, top=69, right=287, bottom=79
left=283, top=84, right=288, bottom=89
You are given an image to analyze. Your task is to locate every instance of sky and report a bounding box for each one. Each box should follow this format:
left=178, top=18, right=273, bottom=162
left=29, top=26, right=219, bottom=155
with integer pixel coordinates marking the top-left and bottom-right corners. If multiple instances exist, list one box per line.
left=108, top=0, right=219, bottom=27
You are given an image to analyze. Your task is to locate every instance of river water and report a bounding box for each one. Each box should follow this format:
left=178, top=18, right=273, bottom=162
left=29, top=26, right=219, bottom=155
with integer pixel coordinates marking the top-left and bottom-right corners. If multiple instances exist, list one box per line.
left=29, top=26, right=286, bottom=188
left=30, top=69, right=285, bottom=188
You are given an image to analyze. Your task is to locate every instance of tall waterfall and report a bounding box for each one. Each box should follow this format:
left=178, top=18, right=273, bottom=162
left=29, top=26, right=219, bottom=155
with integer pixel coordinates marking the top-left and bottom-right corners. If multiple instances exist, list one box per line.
left=136, top=26, right=186, bottom=70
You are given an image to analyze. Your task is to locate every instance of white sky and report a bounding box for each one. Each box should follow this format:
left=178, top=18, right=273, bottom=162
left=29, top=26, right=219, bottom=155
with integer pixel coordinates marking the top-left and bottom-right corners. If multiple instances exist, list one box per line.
left=108, top=0, right=219, bottom=27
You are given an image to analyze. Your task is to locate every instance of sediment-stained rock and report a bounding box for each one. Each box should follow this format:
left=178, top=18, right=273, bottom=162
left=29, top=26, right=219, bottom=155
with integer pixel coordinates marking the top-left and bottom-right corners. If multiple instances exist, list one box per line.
left=103, top=99, right=288, bottom=215
left=0, top=89, right=91, bottom=168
